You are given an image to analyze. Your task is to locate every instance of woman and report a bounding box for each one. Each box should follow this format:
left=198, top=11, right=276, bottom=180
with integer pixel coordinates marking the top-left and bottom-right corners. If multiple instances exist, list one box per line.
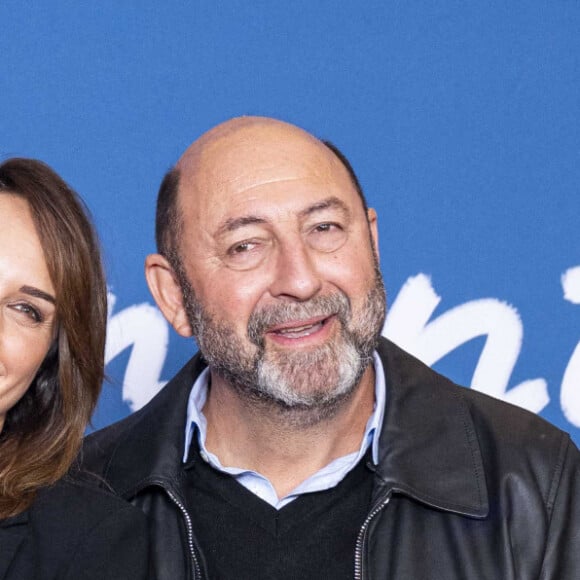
left=0, top=158, right=149, bottom=579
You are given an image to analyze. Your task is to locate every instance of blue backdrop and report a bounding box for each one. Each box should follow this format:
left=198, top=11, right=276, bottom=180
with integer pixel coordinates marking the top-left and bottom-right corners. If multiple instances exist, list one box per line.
left=2, top=2, right=579, bottom=445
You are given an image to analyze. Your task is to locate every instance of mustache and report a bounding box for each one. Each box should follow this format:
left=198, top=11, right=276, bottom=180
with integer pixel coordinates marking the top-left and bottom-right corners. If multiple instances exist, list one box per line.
left=247, top=293, right=351, bottom=347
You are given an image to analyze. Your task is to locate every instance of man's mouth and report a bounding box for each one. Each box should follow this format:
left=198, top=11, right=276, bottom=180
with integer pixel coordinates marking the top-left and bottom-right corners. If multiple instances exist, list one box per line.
left=267, top=315, right=334, bottom=340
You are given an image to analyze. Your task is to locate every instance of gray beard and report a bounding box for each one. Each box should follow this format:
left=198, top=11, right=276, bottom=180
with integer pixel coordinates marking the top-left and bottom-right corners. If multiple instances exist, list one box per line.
left=175, top=262, right=386, bottom=424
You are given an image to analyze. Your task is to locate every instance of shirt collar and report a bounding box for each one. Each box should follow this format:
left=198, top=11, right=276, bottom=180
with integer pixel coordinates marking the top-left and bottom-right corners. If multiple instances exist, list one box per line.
left=183, top=351, right=386, bottom=465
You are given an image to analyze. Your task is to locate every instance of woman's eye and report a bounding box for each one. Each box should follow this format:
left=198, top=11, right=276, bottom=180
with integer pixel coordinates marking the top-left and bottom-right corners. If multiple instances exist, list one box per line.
left=11, top=303, right=43, bottom=323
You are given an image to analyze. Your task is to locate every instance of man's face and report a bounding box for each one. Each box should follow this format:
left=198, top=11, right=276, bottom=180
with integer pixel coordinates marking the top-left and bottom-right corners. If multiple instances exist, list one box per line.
left=171, top=121, right=386, bottom=414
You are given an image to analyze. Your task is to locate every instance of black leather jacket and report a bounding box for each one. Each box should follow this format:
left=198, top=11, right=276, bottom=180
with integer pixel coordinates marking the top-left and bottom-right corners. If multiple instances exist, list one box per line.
left=82, top=338, right=580, bottom=579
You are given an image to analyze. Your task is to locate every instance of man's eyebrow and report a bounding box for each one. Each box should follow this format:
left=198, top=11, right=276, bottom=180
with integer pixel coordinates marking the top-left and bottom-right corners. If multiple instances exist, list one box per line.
left=20, top=285, right=56, bottom=304
left=216, top=196, right=350, bottom=236
left=298, top=196, right=350, bottom=219
left=216, top=215, right=267, bottom=236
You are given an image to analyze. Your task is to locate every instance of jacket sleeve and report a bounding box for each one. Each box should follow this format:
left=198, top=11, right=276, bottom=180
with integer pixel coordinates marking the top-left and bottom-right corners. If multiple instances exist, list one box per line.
left=539, top=435, right=580, bottom=579
left=61, top=502, right=151, bottom=580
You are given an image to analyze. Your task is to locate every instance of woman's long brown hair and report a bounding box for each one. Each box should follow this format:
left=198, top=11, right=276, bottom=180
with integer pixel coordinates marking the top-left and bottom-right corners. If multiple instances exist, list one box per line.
left=0, top=158, right=107, bottom=518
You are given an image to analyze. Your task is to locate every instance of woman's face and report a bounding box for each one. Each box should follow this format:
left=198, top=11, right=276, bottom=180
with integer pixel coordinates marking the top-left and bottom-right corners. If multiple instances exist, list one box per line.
left=0, top=194, right=56, bottom=432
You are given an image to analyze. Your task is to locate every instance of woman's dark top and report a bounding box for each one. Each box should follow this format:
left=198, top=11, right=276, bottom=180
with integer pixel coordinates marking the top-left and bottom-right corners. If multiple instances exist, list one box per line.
left=0, top=477, right=149, bottom=579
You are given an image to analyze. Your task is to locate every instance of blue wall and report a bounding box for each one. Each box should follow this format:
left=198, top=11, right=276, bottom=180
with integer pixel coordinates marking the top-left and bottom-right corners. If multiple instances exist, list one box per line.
left=2, top=1, right=579, bottom=444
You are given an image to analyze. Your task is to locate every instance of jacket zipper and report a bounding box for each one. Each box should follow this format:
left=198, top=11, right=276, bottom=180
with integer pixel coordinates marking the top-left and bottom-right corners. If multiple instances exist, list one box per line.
left=164, top=487, right=202, bottom=580
left=354, top=495, right=391, bottom=580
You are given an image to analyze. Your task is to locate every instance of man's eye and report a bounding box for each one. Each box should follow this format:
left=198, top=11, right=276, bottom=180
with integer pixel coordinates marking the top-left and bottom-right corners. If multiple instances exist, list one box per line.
left=314, top=223, right=339, bottom=233
left=309, top=222, right=347, bottom=252
left=11, top=303, right=43, bottom=323
left=230, top=241, right=255, bottom=254
left=224, top=239, right=268, bottom=270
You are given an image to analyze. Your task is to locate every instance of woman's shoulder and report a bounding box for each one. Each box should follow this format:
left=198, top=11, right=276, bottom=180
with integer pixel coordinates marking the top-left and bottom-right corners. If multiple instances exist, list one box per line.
left=32, top=475, right=144, bottom=527
left=24, top=477, right=149, bottom=579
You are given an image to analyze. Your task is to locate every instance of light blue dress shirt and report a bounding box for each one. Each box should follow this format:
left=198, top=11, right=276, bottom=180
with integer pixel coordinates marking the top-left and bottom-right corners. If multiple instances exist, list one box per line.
left=183, top=352, right=386, bottom=509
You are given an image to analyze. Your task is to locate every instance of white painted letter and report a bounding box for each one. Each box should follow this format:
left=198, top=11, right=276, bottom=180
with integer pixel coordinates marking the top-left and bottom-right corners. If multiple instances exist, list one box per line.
left=560, top=267, right=580, bottom=426
left=106, top=291, right=169, bottom=411
left=384, top=274, right=549, bottom=413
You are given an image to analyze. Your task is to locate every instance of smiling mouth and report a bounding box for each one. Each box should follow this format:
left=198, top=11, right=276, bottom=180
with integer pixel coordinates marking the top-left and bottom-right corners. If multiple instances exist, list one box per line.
left=268, top=316, right=334, bottom=339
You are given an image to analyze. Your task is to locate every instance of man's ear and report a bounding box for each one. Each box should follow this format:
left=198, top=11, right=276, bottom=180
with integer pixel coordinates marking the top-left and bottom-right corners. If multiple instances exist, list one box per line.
left=145, top=253, right=193, bottom=337
left=367, top=208, right=380, bottom=259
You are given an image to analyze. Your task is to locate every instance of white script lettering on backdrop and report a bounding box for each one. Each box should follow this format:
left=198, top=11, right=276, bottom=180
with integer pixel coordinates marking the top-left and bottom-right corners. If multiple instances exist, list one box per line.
left=105, top=292, right=169, bottom=410
left=105, top=266, right=580, bottom=429
left=384, top=274, right=549, bottom=413
left=560, top=266, right=580, bottom=426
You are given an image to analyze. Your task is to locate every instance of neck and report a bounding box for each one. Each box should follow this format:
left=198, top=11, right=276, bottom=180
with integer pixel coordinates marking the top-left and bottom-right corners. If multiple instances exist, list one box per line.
left=203, top=364, right=375, bottom=499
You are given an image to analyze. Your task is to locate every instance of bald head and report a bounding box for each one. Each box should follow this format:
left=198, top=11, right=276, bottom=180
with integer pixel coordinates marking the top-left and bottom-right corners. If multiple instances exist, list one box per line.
left=176, top=117, right=322, bottom=182
left=154, top=116, right=368, bottom=265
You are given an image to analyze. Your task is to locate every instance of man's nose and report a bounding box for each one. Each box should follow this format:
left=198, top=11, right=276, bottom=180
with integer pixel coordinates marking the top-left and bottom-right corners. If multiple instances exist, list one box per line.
left=269, top=242, right=323, bottom=301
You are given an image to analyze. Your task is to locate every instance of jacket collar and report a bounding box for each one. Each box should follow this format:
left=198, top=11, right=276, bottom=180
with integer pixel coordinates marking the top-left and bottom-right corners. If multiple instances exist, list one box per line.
left=99, top=353, right=207, bottom=498
left=0, top=511, right=27, bottom=579
left=101, top=339, right=488, bottom=518
left=374, top=339, right=489, bottom=518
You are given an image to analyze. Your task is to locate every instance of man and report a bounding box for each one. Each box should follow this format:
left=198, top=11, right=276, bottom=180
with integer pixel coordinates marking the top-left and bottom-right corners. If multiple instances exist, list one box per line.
left=84, top=116, right=580, bottom=579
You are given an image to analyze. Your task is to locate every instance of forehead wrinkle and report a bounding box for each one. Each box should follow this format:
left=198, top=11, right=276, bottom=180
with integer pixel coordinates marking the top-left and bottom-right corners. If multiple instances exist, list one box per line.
left=181, top=134, right=341, bottom=202
left=298, top=196, right=350, bottom=220
left=202, top=171, right=343, bottom=233
left=209, top=158, right=337, bottom=198
left=215, top=196, right=350, bottom=240
left=216, top=215, right=267, bottom=236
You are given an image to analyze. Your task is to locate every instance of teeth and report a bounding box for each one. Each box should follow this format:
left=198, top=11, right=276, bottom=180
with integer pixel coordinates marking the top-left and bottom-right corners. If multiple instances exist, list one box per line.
left=275, top=321, right=323, bottom=337
left=278, top=323, right=314, bottom=334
